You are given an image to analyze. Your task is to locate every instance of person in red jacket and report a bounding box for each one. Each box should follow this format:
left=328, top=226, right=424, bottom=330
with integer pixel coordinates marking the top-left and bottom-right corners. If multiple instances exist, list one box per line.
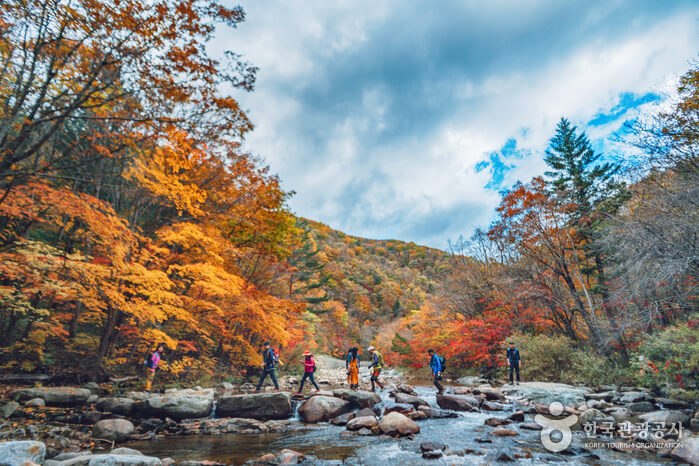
left=296, top=350, right=320, bottom=394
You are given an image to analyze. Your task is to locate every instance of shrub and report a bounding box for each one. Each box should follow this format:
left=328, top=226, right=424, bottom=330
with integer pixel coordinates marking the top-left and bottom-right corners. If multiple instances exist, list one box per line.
left=633, top=317, right=699, bottom=393
left=505, top=333, right=577, bottom=382
left=505, top=333, right=633, bottom=386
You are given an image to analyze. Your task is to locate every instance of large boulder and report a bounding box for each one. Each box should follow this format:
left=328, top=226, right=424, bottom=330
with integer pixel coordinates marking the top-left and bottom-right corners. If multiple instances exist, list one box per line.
left=378, top=412, right=419, bottom=436
left=88, top=455, right=161, bottom=466
left=332, top=389, right=381, bottom=408
left=92, top=419, right=135, bottom=442
left=135, top=389, right=213, bottom=420
left=0, top=440, right=46, bottom=466
left=96, top=398, right=134, bottom=416
left=346, top=416, right=378, bottom=431
left=11, top=387, right=91, bottom=406
left=436, top=394, right=480, bottom=411
left=390, top=392, right=428, bottom=408
left=671, top=435, right=698, bottom=465
left=216, top=392, right=292, bottom=420
left=639, top=410, right=690, bottom=427
left=500, top=382, right=591, bottom=406
left=298, top=396, right=351, bottom=423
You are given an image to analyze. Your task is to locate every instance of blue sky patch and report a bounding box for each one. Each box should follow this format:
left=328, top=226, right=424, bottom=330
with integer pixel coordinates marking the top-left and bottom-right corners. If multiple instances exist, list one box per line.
left=480, top=138, right=531, bottom=190
left=588, top=91, right=662, bottom=127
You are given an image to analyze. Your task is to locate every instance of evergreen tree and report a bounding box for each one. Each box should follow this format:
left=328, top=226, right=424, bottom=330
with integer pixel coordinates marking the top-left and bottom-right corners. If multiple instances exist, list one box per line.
left=544, top=117, right=627, bottom=346
left=544, top=118, right=618, bottom=221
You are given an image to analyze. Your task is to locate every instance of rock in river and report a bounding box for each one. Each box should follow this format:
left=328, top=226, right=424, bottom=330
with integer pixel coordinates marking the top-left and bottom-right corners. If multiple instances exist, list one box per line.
left=135, top=389, right=214, bottom=420
left=390, top=392, right=428, bottom=408
left=216, top=392, right=292, bottom=420
left=332, top=389, right=381, bottom=408
left=0, top=440, right=46, bottom=466
left=298, top=396, right=351, bottom=423
left=11, top=387, right=92, bottom=406
left=92, top=419, right=135, bottom=442
left=418, top=406, right=458, bottom=419
left=378, top=412, right=419, bottom=436
left=96, top=398, right=135, bottom=416
left=346, top=416, right=378, bottom=431
left=670, top=435, right=698, bottom=465
left=436, top=394, right=480, bottom=412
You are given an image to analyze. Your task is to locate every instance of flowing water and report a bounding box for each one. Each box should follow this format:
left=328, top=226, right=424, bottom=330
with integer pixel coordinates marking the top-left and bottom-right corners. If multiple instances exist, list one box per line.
left=127, top=386, right=673, bottom=465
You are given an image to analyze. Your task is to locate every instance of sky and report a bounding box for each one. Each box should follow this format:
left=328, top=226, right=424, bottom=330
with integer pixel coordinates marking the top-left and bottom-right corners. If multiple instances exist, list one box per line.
left=215, top=1, right=699, bottom=250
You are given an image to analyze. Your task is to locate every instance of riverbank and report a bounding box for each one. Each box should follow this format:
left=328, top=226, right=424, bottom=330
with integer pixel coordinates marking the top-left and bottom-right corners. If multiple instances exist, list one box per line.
left=0, top=366, right=697, bottom=465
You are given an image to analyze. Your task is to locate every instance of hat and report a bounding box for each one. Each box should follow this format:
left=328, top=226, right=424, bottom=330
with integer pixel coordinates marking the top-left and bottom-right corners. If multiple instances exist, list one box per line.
left=303, top=350, right=312, bottom=356
left=367, top=346, right=375, bottom=351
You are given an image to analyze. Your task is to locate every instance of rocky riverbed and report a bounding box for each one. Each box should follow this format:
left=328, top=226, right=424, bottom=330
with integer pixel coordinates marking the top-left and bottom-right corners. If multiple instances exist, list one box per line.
left=0, top=365, right=697, bottom=465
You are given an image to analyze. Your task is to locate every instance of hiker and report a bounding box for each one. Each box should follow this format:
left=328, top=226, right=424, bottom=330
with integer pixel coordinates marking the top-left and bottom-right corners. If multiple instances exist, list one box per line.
left=428, top=349, right=444, bottom=394
left=506, top=341, right=521, bottom=385
left=297, top=350, right=320, bottom=393
left=256, top=342, right=280, bottom=391
left=144, top=343, right=164, bottom=392
left=346, top=347, right=360, bottom=390
left=367, top=346, right=384, bottom=392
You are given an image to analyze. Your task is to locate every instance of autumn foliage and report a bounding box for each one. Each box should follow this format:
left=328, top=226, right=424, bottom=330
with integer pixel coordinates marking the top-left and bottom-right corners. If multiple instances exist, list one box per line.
left=0, top=0, right=303, bottom=379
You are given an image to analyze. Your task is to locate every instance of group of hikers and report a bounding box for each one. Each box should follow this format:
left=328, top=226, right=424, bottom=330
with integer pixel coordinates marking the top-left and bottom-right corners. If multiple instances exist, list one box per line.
left=141, top=341, right=522, bottom=393
left=253, top=343, right=387, bottom=394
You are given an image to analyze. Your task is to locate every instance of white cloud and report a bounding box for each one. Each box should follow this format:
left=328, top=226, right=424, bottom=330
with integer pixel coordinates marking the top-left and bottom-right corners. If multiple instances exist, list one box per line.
left=218, top=1, right=698, bottom=249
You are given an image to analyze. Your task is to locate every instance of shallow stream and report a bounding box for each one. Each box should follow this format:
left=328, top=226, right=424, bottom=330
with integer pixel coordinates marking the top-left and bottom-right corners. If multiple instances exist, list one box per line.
left=127, top=386, right=672, bottom=465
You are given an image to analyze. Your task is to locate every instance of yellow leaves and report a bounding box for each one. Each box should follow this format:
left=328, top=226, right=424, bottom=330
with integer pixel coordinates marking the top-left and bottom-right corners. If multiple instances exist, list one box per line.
left=126, top=128, right=208, bottom=218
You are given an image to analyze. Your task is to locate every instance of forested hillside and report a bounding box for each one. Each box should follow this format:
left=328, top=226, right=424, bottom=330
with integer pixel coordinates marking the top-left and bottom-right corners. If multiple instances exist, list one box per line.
left=281, top=218, right=454, bottom=356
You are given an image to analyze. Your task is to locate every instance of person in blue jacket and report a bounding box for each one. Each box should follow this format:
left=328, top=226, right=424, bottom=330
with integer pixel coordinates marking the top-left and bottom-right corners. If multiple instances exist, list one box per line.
left=427, top=349, right=444, bottom=394
left=506, top=342, right=521, bottom=385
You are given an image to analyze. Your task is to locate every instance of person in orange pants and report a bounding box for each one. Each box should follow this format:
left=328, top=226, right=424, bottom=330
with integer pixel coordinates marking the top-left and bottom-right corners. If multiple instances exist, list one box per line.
left=346, top=347, right=360, bottom=390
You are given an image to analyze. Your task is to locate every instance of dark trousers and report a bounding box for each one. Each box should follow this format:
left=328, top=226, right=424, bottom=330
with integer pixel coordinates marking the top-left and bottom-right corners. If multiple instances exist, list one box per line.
left=298, top=371, right=319, bottom=392
left=257, top=368, right=279, bottom=390
left=509, top=361, right=520, bottom=383
left=433, top=374, right=444, bottom=392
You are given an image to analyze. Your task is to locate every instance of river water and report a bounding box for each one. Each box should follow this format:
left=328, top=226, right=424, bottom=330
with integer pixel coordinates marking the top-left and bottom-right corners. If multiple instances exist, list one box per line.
left=127, top=386, right=672, bottom=465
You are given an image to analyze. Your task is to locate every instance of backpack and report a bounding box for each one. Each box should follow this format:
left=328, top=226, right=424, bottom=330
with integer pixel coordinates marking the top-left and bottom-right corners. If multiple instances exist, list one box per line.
left=268, top=348, right=280, bottom=366
left=142, top=351, right=153, bottom=368
left=439, top=356, right=446, bottom=371
left=377, top=352, right=385, bottom=367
